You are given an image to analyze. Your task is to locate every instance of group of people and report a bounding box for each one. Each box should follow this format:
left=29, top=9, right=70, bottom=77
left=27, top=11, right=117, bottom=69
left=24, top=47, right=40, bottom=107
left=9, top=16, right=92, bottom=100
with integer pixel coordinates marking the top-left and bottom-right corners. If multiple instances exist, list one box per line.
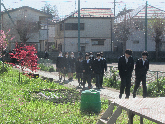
left=118, top=49, right=149, bottom=99
left=56, top=49, right=149, bottom=98
left=56, top=51, right=107, bottom=89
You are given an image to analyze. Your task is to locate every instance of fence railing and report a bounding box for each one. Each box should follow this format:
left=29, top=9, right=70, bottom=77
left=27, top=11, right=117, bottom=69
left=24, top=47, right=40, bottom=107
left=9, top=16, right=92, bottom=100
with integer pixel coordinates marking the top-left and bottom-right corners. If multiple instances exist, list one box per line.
left=107, top=66, right=165, bottom=84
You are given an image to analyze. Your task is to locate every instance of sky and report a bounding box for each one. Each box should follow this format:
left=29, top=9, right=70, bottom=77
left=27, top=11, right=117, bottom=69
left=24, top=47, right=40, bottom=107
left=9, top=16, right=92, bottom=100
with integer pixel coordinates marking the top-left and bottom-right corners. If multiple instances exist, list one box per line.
left=2, top=0, right=165, bottom=18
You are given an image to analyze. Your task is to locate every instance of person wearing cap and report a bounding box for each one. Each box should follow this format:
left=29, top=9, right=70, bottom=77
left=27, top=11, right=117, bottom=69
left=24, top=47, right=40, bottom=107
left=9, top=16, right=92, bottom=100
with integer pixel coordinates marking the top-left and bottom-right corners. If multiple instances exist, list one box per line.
left=118, top=49, right=134, bottom=99
left=82, top=53, right=92, bottom=89
left=93, top=53, right=103, bottom=89
left=133, top=51, right=149, bottom=98
left=100, top=52, right=107, bottom=88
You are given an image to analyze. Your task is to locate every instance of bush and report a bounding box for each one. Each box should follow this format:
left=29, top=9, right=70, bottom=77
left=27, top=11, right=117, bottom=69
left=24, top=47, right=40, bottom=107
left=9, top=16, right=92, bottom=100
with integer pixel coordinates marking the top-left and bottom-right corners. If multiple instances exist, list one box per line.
left=147, top=77, right=165, bottom=97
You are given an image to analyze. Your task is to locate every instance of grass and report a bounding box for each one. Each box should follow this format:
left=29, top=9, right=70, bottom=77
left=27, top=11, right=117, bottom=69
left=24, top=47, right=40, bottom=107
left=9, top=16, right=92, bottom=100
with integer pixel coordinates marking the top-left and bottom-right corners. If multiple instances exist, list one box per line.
left=0, top=64, right=109, bottom=123
left=0, top=63, right=159, bottom=123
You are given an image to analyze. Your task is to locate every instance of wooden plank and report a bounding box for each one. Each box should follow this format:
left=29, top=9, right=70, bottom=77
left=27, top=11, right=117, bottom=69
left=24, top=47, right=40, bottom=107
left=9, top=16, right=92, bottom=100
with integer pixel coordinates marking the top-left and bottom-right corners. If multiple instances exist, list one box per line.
left=109, top=98, right=165, bottom=124
left=128, top=110, right=135, bottom=124
left=101, top=102, right=114, bottom=119
left=140, top=117, right=143, bottom=124
left=107, top=106, right=122, bottom=124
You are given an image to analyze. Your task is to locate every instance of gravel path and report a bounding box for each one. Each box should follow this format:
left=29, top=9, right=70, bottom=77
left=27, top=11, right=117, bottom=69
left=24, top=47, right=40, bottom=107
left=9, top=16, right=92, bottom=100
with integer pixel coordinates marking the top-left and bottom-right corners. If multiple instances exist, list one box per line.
left=13, top=63, right=145, bottom=100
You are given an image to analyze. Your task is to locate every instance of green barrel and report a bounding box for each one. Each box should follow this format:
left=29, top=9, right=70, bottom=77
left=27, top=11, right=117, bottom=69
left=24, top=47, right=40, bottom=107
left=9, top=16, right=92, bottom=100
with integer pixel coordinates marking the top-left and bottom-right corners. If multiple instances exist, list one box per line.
left=80, top=89, right=101, bottom=113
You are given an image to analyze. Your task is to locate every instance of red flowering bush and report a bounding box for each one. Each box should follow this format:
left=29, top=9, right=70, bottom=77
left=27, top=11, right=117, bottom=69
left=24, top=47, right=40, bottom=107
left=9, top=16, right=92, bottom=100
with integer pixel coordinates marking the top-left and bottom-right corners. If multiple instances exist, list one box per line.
left=9, top=43, right=40, bottom=72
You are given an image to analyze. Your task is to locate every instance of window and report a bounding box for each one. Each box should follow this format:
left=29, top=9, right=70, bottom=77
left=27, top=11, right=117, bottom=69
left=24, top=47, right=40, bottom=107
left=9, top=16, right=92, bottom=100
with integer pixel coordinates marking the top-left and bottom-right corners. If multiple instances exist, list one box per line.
left=133, top=40, right=139, bottom=44
left=91, top=39, right=105, bottom=45
left=65, top=23, right=84, bottom=30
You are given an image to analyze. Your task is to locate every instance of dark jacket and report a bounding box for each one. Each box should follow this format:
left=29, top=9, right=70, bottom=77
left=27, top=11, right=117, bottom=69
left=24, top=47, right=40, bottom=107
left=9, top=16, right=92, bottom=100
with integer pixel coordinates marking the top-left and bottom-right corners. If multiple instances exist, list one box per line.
left=63, top=57, right=69, bottom=69
left=82, top=59, right=92, bottom=74
left=69, top=57, right=76, bottom=68
left=135, top=58, right=149, bottom=77
left=56, top=56, right=64, bottom=68
left=76, top=60, right=83, bottom=73
left=118, top=55, right=134, bottom=77
left=93, top=58, right=103, bottom=74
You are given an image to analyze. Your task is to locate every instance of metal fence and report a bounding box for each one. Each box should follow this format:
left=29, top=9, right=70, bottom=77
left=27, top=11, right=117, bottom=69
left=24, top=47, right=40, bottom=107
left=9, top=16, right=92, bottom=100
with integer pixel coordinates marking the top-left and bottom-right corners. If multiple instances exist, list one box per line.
left=107, top=66, right=165, bottom=84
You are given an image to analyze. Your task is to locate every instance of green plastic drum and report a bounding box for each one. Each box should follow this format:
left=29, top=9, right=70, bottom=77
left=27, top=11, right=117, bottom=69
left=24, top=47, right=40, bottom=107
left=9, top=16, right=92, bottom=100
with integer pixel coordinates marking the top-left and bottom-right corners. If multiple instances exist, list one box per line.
left=80, top=89, right=101, bottom=113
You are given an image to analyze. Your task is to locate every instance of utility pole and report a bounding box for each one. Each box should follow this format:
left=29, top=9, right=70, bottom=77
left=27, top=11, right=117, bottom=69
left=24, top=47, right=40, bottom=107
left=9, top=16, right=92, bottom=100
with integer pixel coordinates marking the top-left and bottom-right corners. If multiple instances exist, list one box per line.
left=145, top=1, right=148, bottom=51
left=114, top=0, right=115, bottom=17
left=0, top=0, right=1, bottom=30
left=78, top=0, right=80, bottom=53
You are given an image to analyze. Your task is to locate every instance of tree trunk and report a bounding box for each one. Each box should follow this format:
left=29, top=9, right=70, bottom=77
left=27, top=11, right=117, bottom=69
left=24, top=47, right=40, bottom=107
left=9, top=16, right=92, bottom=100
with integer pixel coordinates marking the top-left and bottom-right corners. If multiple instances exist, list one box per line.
left=155, top=41, right=159, bottom=62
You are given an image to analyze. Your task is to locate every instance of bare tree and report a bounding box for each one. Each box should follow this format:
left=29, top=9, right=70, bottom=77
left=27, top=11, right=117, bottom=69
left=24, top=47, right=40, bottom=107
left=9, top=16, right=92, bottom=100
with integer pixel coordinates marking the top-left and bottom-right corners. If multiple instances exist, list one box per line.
left=41, top=3, right=59, bottom=19
left=16, top=20, right=40, bottom=44
left=114, top=18, right=130, bottom=54
left=149, top=15, right=165, bottom=61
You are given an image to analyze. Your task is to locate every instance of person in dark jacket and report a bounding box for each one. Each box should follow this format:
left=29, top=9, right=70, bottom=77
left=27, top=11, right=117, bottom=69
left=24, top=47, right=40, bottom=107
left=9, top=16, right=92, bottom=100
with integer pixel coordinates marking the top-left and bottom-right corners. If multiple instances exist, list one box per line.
left=56, top=51, right=63, bottom=81
left=82, top=53, right=92, bottom=89
left=100, top=52, right=107, bottom=88
left=89, top=52, right=95, bottom=82
left=93, top=53, right=103, bottom=89
left=68, top=52, right=76, bottom=81
left=44, top=50, right=49, bottom=59
left=118, top=49, right=134, bottom=99
left=76, top=56, right=83, bottom=86
left=133, top=51, right=149, bottom=98
left=63, top=52, right=69, bottom=81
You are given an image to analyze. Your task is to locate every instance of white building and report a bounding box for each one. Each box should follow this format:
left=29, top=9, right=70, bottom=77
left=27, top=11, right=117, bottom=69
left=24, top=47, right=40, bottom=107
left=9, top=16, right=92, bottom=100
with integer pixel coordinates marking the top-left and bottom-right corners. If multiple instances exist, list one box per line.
left=55, top=8, right=114, bottom=52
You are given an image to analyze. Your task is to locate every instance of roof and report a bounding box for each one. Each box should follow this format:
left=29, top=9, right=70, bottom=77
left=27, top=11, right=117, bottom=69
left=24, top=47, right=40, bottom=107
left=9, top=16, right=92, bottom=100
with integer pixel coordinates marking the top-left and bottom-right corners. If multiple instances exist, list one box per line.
left=71, top=8, right=114, bottom=18
left=2, top=6, right=52, bottom=17
left=115, top=5, right=165, bottom=23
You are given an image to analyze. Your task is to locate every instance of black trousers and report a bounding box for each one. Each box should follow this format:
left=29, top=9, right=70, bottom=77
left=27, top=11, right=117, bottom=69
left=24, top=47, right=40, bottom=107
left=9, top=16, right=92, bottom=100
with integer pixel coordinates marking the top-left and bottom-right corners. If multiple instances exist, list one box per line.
left=77, top=73, right=83, bottom=83
left=96, top=73, right=102, bottom=88
left=133, top=75, right=147, bottom=98
left=100, top=72, right=104, bottom=87
left=120, top=76, right=131, bottom=98
left=83, top=74, right=91, bottom=87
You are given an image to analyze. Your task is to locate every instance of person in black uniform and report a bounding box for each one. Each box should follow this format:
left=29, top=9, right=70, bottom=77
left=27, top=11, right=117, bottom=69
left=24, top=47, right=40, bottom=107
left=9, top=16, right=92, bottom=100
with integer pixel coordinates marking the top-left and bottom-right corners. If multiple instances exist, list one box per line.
left=63, top=52, right=69, bottom=81
left=56, top=51, right=63, bottom=81
left=44, top=50, right=49, bottom=59
left=100, top=52, right=107, bottom=88
left=93, top=53, right=103, bottom=89
left=89, top=52, right=95, bottom=82
left=118, top=49, right=134, bottom=99
left=133, top=51, right=149, bottom=98
left=68, top=52, right=76, bottom=81
left=76, top=56, right=83, bottom=86
left=82, top=53, right=92, bottom=89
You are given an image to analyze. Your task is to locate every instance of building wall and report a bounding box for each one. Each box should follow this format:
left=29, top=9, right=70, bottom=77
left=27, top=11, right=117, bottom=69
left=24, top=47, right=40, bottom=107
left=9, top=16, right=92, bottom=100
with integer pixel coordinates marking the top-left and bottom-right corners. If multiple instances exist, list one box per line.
left=2, top=7, right=50, bottom=51
left=126, top=29, right=155, bottom=51
left=55, top=17, right=114, bottom=52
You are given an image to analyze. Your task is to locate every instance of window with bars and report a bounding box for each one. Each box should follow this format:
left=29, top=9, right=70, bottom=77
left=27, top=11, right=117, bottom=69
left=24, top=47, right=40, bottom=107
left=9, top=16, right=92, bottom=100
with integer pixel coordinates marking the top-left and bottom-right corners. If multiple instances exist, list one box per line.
left=91, top=39, right=105, bottom=45
left=65, top=23, right=84, bottom=30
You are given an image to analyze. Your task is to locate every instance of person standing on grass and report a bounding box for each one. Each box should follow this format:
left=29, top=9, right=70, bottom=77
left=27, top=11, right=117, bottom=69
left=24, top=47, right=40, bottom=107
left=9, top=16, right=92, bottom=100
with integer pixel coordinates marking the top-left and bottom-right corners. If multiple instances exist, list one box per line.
left=93, top=53, right=103, bottom=89
left=76, top=56, right=83, bottom=86
left=133, top=51, right=149, bottom=98
left=68, top=52, right=76, bottom=81
left=82, top=53, right=92, bottom=89
left=118, top=49, right=134, bottom=99
left=56, top=51, right=63, bottom=81
left=63, top=52, right=69, bottom=81
left=100, top=52, right=107, bottom=88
